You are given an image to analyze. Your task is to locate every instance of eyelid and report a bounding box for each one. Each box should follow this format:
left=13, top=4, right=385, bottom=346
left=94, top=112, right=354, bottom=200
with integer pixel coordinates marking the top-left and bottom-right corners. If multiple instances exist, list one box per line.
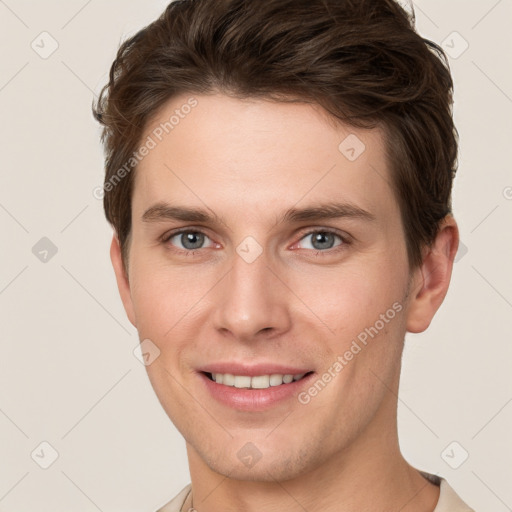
left=162, top=226, right=211, bottom=242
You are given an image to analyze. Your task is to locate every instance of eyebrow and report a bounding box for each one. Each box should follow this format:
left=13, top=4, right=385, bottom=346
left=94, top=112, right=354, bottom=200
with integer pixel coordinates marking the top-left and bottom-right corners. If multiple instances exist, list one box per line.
left=142, top=203, right=217, bottom=223
left=281, top=202, right=375, bottom=223
left=141, top=201, right=375, bottom=225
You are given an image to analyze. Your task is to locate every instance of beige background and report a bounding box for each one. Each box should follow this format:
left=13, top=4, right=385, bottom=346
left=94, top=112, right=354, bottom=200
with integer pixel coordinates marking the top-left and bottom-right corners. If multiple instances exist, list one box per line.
left=1, top=0, right=511, bottom=510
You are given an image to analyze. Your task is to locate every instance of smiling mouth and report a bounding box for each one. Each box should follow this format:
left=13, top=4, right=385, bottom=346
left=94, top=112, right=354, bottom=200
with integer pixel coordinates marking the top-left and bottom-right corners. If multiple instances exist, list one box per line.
left=203, top=371, right=314, bottom=389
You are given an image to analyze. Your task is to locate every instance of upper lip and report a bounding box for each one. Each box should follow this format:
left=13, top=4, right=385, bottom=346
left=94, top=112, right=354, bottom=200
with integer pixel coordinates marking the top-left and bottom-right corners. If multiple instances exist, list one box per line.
left=197, top=363, right=313, bottom=377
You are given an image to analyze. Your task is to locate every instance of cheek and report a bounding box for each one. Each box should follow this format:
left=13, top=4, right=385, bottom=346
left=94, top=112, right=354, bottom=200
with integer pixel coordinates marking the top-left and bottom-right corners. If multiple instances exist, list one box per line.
left=294, top=261, right=406, bottom=339
left=128, top=257, right=220, bottom=379
left=129, top=257, right=206, bottom=333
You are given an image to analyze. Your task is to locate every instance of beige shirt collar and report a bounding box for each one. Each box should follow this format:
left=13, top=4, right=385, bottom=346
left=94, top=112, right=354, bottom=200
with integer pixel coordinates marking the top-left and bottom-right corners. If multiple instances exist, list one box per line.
left=156, top=475, right=475, bottom=512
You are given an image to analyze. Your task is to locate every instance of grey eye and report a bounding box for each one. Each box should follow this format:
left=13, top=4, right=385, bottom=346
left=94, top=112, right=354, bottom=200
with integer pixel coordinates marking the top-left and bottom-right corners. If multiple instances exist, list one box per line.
left=170, top=231, right=208, bottom=250
left=299, top=231, right=342, bottom=251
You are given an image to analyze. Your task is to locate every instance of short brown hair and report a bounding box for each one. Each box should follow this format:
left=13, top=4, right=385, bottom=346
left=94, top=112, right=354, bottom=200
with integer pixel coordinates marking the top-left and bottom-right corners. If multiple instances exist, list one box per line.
left=93, top=0, right=458, bottom=270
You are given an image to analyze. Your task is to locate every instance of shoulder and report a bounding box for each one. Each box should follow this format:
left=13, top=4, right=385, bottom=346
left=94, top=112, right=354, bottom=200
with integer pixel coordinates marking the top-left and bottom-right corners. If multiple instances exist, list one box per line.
left=433, top=477, right=476, bottom=512
left=154, top=484, right=192, bottom=512
left=152, top=477, right=476, bottom=512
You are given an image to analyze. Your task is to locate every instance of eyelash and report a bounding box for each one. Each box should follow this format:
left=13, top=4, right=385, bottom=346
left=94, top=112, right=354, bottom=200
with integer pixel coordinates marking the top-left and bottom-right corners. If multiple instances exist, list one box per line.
left=161, top=228, right=351, bottom=257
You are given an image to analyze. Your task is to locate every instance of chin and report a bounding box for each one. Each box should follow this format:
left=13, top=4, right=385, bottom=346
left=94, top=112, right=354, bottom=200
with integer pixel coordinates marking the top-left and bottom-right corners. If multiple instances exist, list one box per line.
left=192, top=436, right=326, bottom=483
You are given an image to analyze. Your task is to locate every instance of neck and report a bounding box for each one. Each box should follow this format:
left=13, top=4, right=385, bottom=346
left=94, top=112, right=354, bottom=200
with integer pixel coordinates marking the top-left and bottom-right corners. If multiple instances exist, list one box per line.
left=184, top=400, right=440, bottom=512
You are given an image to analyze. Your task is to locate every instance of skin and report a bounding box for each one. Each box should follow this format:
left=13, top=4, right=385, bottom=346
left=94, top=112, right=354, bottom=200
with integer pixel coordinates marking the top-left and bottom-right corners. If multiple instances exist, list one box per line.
left=111, top=92, right=459, bottom=512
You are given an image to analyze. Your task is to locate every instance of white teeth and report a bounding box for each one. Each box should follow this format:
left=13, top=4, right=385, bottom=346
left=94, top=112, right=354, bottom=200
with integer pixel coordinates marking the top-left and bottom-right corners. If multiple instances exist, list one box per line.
left=210, top=372, right=308, bottom=389
left=234, top=376, right=251, bottom=388
left=251, top=375, right=270, bottom=388
left=223, top=373, right=235, bottom=386
left=269, top=374, right=284, bottom=386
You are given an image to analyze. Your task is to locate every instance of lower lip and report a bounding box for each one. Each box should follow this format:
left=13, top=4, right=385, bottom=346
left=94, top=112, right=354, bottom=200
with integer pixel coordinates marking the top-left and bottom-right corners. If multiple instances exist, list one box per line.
left=199, top=372, right=315, bottom=411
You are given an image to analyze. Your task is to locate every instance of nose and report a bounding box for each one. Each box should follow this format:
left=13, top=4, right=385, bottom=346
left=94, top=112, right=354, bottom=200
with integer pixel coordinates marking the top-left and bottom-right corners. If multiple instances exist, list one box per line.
left=212, top=246, right=292, bottom=342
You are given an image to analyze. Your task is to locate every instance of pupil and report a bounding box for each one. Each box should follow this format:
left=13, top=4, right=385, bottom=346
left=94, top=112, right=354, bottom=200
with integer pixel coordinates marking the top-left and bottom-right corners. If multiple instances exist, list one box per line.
left=182, top=232, right=204, bottom=250
left=312, top=232, right=334, bottom=250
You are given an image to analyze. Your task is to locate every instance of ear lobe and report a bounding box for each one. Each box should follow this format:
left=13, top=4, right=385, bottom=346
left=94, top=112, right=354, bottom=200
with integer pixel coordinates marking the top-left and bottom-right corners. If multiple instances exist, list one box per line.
left=110, top=233, right=137, bottom=328
left=406, top=216, right=459, bottom=333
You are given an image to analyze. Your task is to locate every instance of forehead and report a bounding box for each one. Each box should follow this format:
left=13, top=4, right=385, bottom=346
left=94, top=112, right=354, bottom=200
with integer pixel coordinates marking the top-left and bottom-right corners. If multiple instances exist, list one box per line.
left=133, top=93, right=395, bottom=224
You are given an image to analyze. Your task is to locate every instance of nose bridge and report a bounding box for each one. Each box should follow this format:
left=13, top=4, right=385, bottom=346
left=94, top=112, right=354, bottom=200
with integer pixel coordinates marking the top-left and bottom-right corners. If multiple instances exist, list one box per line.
left=213, top=241, right=290, bottom=339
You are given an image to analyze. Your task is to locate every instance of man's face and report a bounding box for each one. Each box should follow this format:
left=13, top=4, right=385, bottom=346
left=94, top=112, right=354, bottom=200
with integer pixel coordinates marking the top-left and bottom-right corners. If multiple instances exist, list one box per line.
left=117, top=93, right=417, bottom=480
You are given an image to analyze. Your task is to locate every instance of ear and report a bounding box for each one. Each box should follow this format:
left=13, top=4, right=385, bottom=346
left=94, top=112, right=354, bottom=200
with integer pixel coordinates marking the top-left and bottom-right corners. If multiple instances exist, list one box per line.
left=406, top=215, right=459, bottom=333
left=110, top=233, right=137, bottom=328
